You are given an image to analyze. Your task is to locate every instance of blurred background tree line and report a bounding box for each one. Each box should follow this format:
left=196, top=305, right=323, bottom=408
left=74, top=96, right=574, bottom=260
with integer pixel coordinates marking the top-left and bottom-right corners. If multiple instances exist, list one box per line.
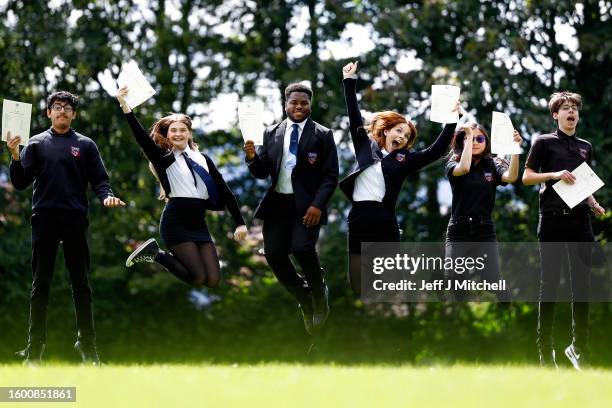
left=0, top=0, right=610, bottom=364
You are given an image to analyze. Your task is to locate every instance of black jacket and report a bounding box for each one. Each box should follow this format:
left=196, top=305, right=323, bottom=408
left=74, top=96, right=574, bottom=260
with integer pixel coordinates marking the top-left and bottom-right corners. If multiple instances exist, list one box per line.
left=124, top=112, right=245, bottom=227
left=246, top=118, right=339, bottom=224
left=340, top=78, right=456, bottom=209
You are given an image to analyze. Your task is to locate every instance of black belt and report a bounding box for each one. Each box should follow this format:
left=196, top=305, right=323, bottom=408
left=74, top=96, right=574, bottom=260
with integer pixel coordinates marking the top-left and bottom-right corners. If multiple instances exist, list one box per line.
left=540, top=208, right=589, bottom=217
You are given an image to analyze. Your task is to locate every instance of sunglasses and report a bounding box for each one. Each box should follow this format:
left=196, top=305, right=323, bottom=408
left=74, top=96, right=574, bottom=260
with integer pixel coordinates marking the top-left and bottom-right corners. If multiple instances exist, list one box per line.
left=464, top=135, right=486, bottom=143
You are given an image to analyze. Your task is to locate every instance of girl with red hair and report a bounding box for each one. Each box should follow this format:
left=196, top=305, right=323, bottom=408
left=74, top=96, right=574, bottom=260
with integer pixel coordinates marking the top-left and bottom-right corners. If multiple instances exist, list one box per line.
left=341, top=61, right=462, bottom=294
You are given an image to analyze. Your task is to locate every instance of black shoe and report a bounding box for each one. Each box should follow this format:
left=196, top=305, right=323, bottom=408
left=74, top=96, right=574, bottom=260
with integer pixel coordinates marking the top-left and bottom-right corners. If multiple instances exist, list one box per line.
left=15, top=343, right=45, bottom=366
left=565, top=344, right=585, bottom=370
left=126, top=238, right=159, bottom=267
left=74, top=341, right=100, bottom=366
left=312, top=286, right=329, bottom=329
left=539, top=347, right=558, bottom=369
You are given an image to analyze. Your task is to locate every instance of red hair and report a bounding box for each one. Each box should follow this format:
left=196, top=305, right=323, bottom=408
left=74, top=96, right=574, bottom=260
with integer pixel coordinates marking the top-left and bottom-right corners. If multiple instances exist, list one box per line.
left=365, top=111, right=417, bottom=148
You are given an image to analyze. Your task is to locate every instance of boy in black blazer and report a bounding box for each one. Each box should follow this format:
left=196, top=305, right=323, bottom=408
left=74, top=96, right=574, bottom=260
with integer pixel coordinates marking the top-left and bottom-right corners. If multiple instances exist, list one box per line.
left=244, top=83, right=339, bottom=333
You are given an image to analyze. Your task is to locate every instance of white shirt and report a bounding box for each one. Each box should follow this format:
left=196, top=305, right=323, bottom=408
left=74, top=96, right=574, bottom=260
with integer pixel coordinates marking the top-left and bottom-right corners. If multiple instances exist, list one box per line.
left=352, top=150, right=388, bottom=202
left=167, top=147, right=211, bottom=199
left=275, top=119, right=306, bottom=194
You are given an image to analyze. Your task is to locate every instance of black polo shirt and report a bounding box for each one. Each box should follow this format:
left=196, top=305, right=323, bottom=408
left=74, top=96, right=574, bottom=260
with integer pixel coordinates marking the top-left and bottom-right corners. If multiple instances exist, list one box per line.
left=446, top=156, right=508, bottom=218
left=525, top=129, right=593, bottom=212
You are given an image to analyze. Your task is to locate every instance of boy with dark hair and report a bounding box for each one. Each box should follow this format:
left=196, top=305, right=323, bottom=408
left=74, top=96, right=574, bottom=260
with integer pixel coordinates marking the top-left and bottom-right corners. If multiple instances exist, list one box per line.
left=6, top=90, right=125, bottom=365
left=523, top=91, right=606, bottom=370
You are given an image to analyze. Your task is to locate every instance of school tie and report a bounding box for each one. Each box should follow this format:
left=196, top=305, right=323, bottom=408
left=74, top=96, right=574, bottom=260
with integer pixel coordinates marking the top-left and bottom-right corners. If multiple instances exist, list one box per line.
left=182, top=152, right=218, bottom=204
left=286, top=123, right=299, bottom=170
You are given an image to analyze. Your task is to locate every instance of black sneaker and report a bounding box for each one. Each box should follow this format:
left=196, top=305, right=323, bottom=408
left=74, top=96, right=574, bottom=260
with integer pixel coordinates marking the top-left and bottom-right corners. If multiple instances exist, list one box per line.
left=539, top=348, right=558, bottom=369
left=125, top=238, right=159, bottom=267
left=565, top=344, right=584, bottom=371
left=74, top=341, right=100, bottom=366
left=15, top=343, right=45, bottom=366
left=312, top=286, right=329, bottom=329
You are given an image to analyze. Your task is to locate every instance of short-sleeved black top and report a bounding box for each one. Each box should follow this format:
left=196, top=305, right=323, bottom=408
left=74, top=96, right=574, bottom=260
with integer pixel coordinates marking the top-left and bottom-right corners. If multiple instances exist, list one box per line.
left=525, top=129, right=593, bottom=212
left=446, top=156, right=508, bottom=218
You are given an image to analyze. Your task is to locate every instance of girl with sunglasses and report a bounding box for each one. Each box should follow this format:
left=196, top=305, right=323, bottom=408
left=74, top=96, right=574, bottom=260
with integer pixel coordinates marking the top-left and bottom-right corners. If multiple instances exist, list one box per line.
left=444, top=123, right=522, bottom=301
left=341, top=61, right=462, bottom=295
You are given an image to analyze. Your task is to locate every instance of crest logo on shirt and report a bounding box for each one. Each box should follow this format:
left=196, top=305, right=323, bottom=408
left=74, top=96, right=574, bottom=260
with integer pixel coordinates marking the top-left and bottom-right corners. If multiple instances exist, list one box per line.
left=484, top=172, right=493, bottom=182
left=395, top=153, right=406, bottom=162
left=70, top=146, right=80, bottom=157
left=579, top=148, right=588, bottom=159
left=307, top=152, right=318, bottom=164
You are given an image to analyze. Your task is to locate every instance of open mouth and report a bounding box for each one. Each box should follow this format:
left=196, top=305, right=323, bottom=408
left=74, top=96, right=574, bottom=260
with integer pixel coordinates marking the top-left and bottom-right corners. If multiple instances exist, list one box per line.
left=567, top=116, right=576, bottom=123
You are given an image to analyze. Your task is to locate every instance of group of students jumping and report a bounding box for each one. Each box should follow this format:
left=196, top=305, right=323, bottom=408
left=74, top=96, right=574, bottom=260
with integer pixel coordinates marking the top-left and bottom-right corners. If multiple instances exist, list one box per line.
left=5, top=61, right=605, bottom=370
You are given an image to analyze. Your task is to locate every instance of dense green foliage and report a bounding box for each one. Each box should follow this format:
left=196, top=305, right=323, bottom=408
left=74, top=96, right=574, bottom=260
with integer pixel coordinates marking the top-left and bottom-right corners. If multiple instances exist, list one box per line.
left=0, top=0, right=610, bottom=364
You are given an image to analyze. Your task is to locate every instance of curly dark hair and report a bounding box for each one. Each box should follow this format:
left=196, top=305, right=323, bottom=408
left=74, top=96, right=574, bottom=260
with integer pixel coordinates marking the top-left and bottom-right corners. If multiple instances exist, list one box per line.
left=47, top=91, right=79, bottom=111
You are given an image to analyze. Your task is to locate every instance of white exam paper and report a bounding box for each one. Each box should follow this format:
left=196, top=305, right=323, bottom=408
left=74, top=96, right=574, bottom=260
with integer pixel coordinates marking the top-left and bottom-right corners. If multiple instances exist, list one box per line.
left=2, top=99, right=32, bottom=146
left=552, top=162, right=604, bottom=209
left=430, top=85, right=460, bottom=124
left=238, top=100, right=264, bottom=145
left=491, top=111, right=520, bottom=155
left=117, top=61, right=156, bottom=108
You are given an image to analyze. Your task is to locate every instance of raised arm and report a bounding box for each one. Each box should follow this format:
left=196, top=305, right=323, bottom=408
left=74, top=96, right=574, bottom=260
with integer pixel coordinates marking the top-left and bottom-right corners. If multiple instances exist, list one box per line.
left=500, top=130, right=523, bottom=183
left=342, top=61, right=370, bottom=152
left=452, top=125, right=474, bottom=177
left=116, top=86, right=166, bottom=162
left=407, top=102, right=462, bottom=172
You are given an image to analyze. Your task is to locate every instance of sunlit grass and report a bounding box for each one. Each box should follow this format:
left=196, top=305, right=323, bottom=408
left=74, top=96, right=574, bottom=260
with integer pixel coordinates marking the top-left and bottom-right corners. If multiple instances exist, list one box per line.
left=2, top=363, right=611, bottom=407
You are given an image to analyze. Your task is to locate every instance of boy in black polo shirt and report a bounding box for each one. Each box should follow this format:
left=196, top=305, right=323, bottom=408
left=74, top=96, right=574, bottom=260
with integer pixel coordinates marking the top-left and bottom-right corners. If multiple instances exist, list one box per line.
left=6, top=91, right=125, bottom=365
left=523, top=91, right=606, bottom=370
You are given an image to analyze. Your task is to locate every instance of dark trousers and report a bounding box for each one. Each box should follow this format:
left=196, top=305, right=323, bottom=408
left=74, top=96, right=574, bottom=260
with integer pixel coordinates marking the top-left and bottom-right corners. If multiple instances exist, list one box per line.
left=444, top=216, right=510, bottom=301
left=262, top=192, right=326, bottom=300
left=28, top=210, right=95, bottom=346
left=537, top=211, right=594, bottom=352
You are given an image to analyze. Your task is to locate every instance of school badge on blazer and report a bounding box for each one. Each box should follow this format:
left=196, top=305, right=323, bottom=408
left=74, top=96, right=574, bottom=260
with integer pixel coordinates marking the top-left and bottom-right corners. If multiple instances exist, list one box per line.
left=395, top=153, right=406, bottom=162
left=307, top=152, right=318, bottom=164
left=71, top=146, right=81, bottom=157
left=579, top=148, right=587, bottom=159
left=484, top=172, right=493, bottom=182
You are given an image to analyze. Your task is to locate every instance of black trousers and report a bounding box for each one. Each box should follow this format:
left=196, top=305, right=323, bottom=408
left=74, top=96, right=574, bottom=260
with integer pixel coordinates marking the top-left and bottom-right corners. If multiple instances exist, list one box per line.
left=537, top=211, right=594, bottom=352
left=27, top=210, right=95, bottom=346
left=444, top=216, right=510, bottom=302
left=262, top=192, right=326, bottom=300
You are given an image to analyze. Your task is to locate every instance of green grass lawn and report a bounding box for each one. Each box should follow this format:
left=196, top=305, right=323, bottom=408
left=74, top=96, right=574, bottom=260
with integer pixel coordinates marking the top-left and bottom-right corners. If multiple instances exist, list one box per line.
left=1, top=364, right=611, bottom=407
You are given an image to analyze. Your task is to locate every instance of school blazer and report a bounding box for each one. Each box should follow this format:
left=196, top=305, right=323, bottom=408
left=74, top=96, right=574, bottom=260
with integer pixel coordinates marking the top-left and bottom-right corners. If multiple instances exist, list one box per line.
left=125, top=112, right=245, bottom=227
left=246, top=118, right=339, bottom=224
left=339, top=78, right=456, bottom=209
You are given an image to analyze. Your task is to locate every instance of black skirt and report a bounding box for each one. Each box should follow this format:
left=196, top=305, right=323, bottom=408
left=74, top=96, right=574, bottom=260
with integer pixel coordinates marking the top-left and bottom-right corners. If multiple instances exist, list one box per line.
left=160, top=197, right=212, bottom=246
left=347, top=201, right=400, bottom=253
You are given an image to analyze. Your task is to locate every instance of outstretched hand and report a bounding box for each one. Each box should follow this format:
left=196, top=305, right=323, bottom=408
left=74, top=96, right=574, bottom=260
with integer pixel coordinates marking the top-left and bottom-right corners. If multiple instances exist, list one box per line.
left=103, top=196, right=126, bottom=208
